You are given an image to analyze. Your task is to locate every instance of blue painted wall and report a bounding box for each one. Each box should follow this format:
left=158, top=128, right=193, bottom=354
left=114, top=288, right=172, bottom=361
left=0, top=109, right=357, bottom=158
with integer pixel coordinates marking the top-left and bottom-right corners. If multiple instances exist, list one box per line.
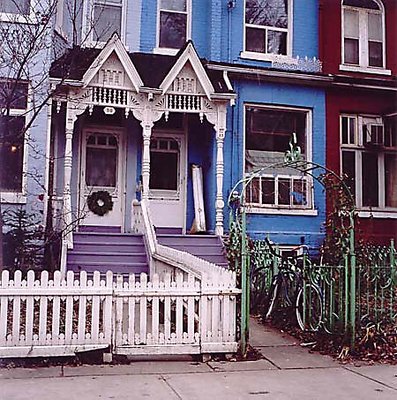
left=221, top=0, right=319, bottom=65
left=224, top=79, right=326, bottom=248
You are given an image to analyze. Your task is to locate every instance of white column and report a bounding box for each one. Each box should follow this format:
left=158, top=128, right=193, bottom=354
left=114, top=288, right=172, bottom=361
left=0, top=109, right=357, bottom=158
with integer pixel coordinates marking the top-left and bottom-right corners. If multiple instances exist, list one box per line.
left=214, top=105, right=227, bottom=236
left=63, top=105, right=76, bottom=246
left=141, top=120, right=153, bottom=200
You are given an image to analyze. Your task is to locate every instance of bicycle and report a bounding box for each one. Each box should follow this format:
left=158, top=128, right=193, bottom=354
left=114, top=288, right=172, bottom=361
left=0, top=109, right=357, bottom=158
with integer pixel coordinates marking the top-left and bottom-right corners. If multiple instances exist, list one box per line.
left=261, top=241, right=324, bottom=331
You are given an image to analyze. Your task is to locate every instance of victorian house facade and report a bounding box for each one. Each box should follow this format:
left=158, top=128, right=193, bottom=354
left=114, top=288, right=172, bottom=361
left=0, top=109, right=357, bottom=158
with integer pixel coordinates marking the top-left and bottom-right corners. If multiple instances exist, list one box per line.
left=1, top=0, right=395, bottom=274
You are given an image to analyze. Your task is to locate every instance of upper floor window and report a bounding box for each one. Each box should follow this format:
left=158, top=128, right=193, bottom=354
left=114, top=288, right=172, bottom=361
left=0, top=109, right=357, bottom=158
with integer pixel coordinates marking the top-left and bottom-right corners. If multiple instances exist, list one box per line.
left=244, top=105, right=313, bottom=212
left=342, top=0, right=386, bottom=71
left=81, top=0, right=125, bottom=45
left=244, top=0, right=291, bottom=57
left=0, top=0, right=30, bottom=15
left=91, top=0, right=123, bottom=43
left=157, top=0, right=190, bottom=51
left=341, top=114, right=397, bottom=211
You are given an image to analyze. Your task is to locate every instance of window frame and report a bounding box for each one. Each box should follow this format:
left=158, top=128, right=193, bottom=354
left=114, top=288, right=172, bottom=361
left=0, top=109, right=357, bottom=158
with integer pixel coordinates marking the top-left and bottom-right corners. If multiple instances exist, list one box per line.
left=154, top=0, right=192, bottom=55
left=0, top=0, right=37, bottom=23
left=82, top=0, right=127, bottom=46
left=340, top=0, right=391, bottom=75
left=0, top=81, right=30, bottom=204
left=340, top=113, right=397, bottom=215
left=241, top=0, right=294, bottom=62
left=243, top=103, right=315, bottom=215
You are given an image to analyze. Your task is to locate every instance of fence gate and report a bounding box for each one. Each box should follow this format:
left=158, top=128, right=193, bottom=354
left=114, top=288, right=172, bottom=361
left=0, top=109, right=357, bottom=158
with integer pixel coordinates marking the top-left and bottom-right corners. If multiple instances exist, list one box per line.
left=112, top=273, right=239, bottom=355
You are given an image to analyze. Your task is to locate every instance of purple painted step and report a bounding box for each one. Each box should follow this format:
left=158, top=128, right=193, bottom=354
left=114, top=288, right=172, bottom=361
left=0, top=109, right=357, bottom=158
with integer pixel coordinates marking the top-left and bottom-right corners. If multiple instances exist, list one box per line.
left=79, top=225, right=121, bottom=233
left=157, top=233, right=229, bottom=268
left=67, top=231, right=149, bottom=276
left=155, top=227, right=183, bottom=235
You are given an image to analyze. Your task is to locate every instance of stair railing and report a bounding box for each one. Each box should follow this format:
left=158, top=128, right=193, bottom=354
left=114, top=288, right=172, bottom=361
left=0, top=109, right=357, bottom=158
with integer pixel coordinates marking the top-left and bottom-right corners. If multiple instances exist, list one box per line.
left=132, top=198, right=236, bottom=286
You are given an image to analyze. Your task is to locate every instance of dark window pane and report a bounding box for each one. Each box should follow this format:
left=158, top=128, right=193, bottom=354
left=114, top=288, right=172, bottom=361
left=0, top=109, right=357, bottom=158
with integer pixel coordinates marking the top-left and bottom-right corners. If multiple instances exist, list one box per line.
left=341, top=117, right=348, bottom=144
left=384, top=117, right=397, bottom=148
left=0, top=116, right=25, bottom=192
left=267, top=30, right=287, bottom=54
left=0, top=0, right=30, bottom=15
left=262, top=177, right=275, bottom=204
left=292, top=179, right=307, bottom=206
left=246, top=178, right=261, bottom=203
left=343, top=0, right=380, bottom=10
left=245, top=0, right=288, bottom=28
left=344, top=38, right=359, bottom=64
left=385, top=155, right=397, bottom=207
left=369, top=41, right=383, bottom=67
left=246, top=27, right=265, bottom=53
left=349, top=118, right=356, bottom=143
left=278, top=178, right=291, bottom=205
left=159, top=11, right=186, bottom=49
left=342, top=151, right=356, bottom=197
left=150, top=152, right=178, bottom=190
left=246, top=108, right=306, bottom=154
left=93, top=4, right=122, bottom=42
left=86, top=147, right=117, bottom=187
left=362, top=152, right=378, bottom=207
left=0, top=81, right=28, bottom=109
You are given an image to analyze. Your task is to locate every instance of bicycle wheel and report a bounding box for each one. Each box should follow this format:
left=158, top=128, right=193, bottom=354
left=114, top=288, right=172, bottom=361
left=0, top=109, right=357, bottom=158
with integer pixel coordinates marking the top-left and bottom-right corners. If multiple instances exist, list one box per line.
left=295, top=284, right=323, bottom=331
left=263, top=281, right=280, bottom=320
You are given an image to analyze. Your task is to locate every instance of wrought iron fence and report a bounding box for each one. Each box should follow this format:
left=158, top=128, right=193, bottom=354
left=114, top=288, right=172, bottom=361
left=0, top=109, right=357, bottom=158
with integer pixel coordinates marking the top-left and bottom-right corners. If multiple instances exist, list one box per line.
left=228, top=225, right=397, bottom=337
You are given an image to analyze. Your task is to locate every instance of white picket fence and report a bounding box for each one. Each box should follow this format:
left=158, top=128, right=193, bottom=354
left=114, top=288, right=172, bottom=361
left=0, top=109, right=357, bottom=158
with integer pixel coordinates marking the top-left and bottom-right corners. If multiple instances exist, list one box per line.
left=0, top=269, right=240, bottom=358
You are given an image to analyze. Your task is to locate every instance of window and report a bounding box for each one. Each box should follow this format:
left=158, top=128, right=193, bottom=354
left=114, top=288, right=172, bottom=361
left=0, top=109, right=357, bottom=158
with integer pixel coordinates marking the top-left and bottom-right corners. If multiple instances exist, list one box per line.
left=83, top=0, right=125, bottom=44
left=0, top=81, right=29, bottom=197
left=341, top=114, right=397, bottom=210
left=342, top=0, right=386, bottom=71
left=158, top=0, right=190, bottom=50
left=245, top=105, right=312, bottom=210
left=0, top=0, right=31, bottom=16
left=149, top=137, right=180, bottom=191
left=85, top=134, right=118, bottom=188
left=244, top=0, right=291, bottom=57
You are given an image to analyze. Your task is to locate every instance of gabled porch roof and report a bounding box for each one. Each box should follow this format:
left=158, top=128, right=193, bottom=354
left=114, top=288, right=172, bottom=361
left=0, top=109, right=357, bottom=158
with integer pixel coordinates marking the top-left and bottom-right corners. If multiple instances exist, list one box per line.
left=49, top=39, right=234, bottom=98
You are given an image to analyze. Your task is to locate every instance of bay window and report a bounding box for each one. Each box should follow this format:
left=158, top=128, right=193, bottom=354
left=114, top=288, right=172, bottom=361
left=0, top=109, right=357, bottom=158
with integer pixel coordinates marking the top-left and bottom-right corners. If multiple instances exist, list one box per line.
left=342, top=0, right=387, bottom=71
left=341, top=114, right=397, bottom=211
left=245, top=105, right=312, bottom=210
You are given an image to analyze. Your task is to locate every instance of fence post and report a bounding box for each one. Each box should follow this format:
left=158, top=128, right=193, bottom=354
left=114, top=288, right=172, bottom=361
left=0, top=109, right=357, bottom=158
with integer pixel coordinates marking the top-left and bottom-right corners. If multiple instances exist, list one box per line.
left=348, top=214, right=356, bottom=348
left=240, top=206, right=249, bottom=356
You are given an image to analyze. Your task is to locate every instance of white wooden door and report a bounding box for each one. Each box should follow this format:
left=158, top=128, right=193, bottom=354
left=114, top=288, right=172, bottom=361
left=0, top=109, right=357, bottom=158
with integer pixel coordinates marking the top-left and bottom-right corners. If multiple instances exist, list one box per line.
left=79, top=128, right=125, bottom=227
left=149, top=133, right=186, bottom=230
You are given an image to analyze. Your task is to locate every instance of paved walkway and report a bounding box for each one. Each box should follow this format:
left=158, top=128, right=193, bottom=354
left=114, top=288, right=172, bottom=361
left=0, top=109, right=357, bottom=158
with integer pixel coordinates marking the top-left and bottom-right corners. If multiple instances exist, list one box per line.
left=1, top=318, right=396, bottom=400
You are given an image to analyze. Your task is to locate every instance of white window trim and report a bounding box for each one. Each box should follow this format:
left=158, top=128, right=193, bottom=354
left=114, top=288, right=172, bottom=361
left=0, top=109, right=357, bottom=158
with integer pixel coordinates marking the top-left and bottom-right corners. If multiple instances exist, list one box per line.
left=243, top=103, right=314, bottom=213
left=154, top=0, right=192, bottom=55
left=0, top=87, right=30, bottom=204
left=82, top=0, right=127, bottom=47
left=242, top=0, right=293, bottom=60
left=340, top=113, right=397, bottom=215
left=341, top=1, right=388, bottom=72
left=0, top=0, right=39, bottom=23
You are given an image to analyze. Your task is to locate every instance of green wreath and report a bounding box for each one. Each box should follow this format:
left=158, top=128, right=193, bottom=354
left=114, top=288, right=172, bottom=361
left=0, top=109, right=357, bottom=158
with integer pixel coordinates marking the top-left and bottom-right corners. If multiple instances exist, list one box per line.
left=87, top=191, right=114, bottom=216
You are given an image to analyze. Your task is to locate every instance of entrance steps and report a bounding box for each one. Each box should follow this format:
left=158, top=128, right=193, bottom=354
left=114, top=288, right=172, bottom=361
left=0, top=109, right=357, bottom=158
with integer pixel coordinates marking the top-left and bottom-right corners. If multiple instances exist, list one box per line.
left=67, top=226, right=149, bottom=276
left=156, top=227, right=229, bottom=268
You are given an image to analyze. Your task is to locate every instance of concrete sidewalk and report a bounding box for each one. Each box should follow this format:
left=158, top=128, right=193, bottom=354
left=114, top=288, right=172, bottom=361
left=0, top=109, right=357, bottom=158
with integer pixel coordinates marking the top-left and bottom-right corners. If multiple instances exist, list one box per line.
left=1, top=318, right=396, bottom=400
